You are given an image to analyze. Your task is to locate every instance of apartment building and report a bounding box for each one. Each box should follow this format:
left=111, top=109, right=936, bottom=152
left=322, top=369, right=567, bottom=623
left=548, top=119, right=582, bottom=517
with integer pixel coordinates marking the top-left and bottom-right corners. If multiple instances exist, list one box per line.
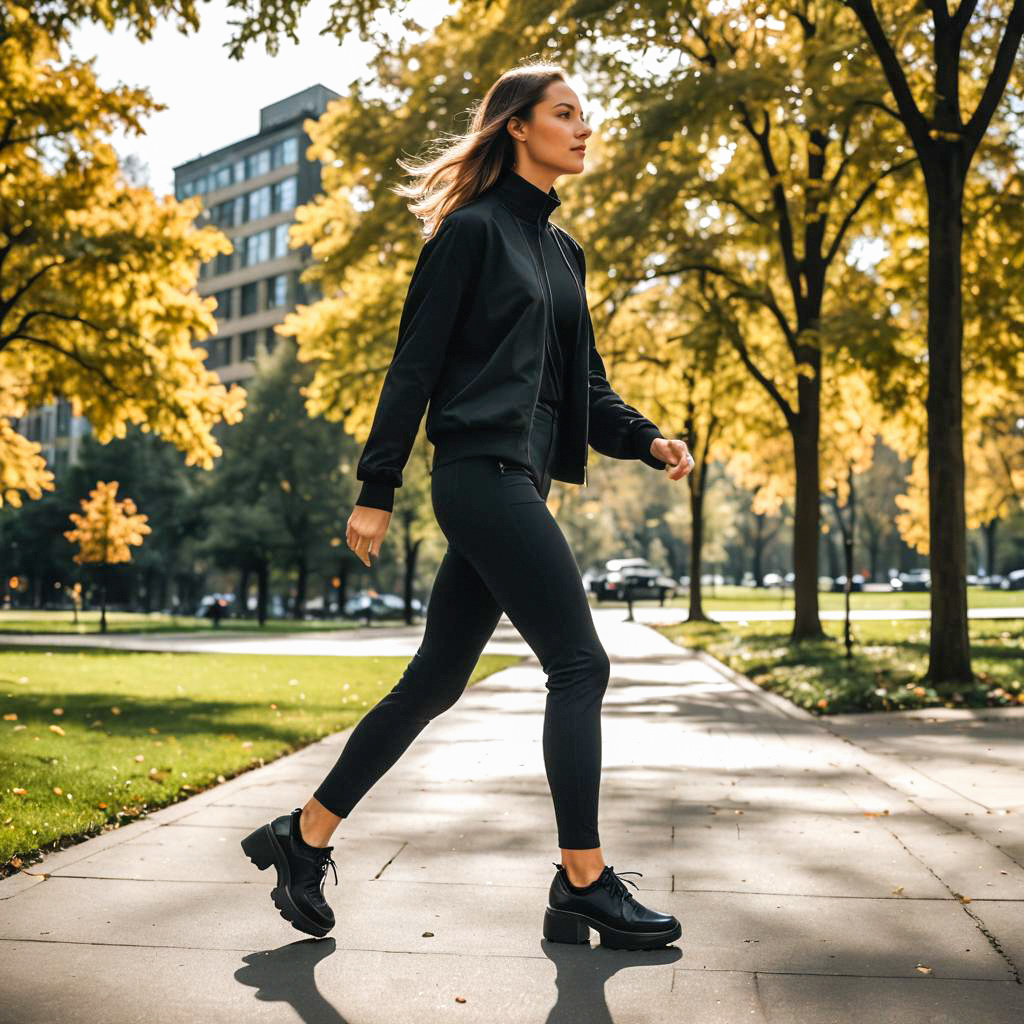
left=173, top=83, right=339, bottom=385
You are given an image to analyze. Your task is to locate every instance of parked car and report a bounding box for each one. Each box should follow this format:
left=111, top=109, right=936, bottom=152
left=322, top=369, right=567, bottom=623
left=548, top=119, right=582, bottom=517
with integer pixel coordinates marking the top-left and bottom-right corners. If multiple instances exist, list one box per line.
left=890, top=570, right=930, bottom=592
left=999, top=568, right=1024, bottom=591
left=591, top=558, right=677, bottom=603
left=342, top=592, right=424, bottom=621
left=832, top=574, right=865, bottom=592
left=762, top=572, right=786, bottom=588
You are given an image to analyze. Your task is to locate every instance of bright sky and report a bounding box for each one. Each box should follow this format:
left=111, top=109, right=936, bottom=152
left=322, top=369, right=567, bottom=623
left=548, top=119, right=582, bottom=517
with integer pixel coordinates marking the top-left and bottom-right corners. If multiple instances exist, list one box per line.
left=63, top=0, right=448, bottom=198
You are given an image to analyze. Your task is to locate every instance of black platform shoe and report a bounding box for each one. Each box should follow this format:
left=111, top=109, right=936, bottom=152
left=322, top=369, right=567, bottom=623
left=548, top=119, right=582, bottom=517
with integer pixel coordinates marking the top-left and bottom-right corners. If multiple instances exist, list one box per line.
left=241, top=807, right=338, bottom=938
left=544, top=862, right=682, bottom=951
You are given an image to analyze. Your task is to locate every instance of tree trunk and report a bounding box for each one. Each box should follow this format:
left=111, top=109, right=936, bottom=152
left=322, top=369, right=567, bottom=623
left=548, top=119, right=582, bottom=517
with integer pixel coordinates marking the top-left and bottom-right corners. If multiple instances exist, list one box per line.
left=401, top=509, right=421, bottom=625
left=293, top=557, right=308, bottom=620
left=236, top=568, right=250, bottom=620
left=791, top=403, right=825, bottom=640
left=687, top=455, right=712, bottom=621
left=981, top=519, right=998, bottom=578
left=256, top=560, right=268, bottom=627
left=923, top=158, right=972, bottom=683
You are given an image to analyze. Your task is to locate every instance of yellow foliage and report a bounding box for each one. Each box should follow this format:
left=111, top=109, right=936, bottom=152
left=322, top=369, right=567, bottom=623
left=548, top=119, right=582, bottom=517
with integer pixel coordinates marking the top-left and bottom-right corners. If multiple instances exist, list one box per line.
left=0, top=16, right=245, bottom=507
left=63, top=480, right=151, bottom=565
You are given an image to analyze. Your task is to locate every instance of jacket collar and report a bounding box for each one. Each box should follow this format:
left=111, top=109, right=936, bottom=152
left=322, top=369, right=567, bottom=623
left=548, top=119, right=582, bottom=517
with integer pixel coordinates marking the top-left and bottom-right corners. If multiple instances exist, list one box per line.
left=492, top=167, right=561, bottom=226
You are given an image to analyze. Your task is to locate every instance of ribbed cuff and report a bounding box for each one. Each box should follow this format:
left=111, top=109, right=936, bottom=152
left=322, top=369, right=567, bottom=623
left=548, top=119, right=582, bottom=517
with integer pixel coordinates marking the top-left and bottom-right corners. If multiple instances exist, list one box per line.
left=355, top=479, right=395, bottom=512
left=633, top=423, right=664, bottom=470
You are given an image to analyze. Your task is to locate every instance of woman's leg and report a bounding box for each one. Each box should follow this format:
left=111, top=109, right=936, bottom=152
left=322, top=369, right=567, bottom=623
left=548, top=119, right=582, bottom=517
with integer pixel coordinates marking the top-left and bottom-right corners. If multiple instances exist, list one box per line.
left=432, top=454, right=611, bottom=855
left=308, top=538, right=503, bottom=834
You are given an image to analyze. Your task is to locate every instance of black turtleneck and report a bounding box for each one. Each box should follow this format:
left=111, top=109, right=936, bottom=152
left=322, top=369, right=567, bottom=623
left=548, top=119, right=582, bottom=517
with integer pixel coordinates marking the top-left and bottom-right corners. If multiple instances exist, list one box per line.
left=491, top=168, right=580, bottom=411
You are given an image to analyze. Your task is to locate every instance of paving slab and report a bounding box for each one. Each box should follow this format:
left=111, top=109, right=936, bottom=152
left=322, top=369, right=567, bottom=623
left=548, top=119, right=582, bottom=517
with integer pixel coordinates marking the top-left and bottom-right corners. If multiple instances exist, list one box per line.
left=1, top=613, right=1021, bottom=1022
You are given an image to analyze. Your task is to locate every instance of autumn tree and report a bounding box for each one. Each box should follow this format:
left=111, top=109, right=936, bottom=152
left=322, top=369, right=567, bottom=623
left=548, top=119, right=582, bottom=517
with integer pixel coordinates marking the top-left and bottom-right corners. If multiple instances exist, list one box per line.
left=0, top=11, right=245, bottom=507
left=64, top=480, right=151, bottom=632
left=841, top=0, right=1024, bottom=681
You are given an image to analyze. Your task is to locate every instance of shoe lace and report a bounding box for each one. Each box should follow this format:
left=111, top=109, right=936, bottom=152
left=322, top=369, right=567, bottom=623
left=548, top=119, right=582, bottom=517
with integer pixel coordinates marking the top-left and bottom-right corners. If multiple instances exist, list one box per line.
left=603, top=866, right=643, bottom=903
left=312, top=849, right=338, bottom=897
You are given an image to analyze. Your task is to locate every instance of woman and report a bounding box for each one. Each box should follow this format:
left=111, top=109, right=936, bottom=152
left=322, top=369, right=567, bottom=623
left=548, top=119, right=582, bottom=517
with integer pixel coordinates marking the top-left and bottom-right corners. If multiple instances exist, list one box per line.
left=242, top=61, right=695, bottom=950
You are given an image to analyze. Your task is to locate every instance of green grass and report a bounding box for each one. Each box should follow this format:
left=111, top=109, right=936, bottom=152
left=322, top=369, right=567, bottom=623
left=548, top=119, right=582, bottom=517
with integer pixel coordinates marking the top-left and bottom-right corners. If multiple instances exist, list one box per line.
left=598, top=584, right=1024, bottom=612
left=0, top=610, right=375, bottom=635
left=0, top=647, right=520, bottom=871
left=654, top=616, right=1024, bottom=715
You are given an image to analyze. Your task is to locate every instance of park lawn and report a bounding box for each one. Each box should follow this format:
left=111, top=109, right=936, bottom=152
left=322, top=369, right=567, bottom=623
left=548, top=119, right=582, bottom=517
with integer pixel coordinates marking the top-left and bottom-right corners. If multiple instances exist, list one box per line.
left=0, top=647, right=520, bottom=871
left=655, top=616, right=1023, bottom=714
left=0, top=610, right=371, bottom=634
left=643, top=584, right=1024, bottom=613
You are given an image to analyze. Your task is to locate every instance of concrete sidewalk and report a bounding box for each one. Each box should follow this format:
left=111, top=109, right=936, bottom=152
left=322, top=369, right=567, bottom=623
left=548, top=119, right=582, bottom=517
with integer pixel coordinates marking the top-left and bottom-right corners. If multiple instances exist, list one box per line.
left=1, top=617, right=1022, bottom=1023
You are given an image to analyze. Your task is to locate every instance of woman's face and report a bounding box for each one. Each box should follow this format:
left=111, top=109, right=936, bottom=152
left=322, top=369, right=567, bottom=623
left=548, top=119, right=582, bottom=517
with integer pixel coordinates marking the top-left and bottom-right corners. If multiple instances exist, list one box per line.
left=510, top=80, right=592, bottom=174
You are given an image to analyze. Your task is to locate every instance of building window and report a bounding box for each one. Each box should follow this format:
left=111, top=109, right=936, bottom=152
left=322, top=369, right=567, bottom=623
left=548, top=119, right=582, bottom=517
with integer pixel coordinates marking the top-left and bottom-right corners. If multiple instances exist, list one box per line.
left=233, top=158, right=246, bottom=184
left=213, top=289, right=233, bottom=319
left=215, top=250, right=233, bottom=276
left=274, top=222, right=290, bottom=259
left=205, top=337, right=232, bottom=368
left=240, top=331, right=258, bottom=361
left=247, top=148, right=271, bottom=178
left=214, top=164, right=232, bottom=190
left=232, top=195, right=245, bottom=226
left=267, top=274, right=288, bottom=308
left=244, top=231, right=271, bottom=266
left=273, top=176, right=297, bottom=212
left=263, top=327, right=278, bottom=355
left=272, top=136, right=299, bottom=168
left=240, top=281, right=260, bottom=316
left=248, top=185, right=272, bottom=220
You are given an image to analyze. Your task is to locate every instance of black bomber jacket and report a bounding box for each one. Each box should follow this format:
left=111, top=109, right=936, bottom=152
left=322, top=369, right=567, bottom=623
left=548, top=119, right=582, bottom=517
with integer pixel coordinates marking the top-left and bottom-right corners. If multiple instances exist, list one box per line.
left=354, top=165, right=665, bottom=512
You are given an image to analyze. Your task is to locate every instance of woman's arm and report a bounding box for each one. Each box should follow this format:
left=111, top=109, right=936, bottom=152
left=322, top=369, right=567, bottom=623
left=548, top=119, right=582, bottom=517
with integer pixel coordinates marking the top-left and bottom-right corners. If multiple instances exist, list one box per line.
left=354, top=211, right=485, bottom=512
left=561, top=231, right=665, bottom=470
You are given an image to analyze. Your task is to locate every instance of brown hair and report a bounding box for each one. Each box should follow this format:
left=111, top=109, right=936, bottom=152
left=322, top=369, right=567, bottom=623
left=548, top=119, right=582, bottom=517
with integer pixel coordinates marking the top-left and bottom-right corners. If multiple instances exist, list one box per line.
left=393, top=59, right=567, bottom=240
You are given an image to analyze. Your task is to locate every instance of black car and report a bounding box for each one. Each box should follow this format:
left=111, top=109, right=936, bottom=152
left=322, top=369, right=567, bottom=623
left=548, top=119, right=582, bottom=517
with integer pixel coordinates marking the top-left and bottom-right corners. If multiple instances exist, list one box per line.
left=590, top=558, right=677, bottom=604
left=890, top=570, right=930, bottom=592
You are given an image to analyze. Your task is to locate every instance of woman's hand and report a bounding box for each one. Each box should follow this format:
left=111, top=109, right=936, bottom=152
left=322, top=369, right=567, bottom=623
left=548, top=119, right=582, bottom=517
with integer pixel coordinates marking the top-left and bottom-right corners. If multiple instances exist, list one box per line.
left=347, top=505, right=392, bottom=567
left=650, top=438, right=696, bottom=481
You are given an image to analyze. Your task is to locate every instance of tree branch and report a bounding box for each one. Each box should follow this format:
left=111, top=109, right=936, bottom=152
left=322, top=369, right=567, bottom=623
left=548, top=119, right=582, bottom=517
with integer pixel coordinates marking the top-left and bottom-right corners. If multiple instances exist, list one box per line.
left=964, top=0, right=1024, bottom=149
left=825, top=156, right=918, bottom=265
left=846, top=0, right=932, bottom=152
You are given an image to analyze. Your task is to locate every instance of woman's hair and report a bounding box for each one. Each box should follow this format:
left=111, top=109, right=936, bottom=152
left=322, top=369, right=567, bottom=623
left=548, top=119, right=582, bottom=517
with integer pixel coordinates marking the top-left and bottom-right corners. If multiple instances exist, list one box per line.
left=393, top=59, right=567, bottom=239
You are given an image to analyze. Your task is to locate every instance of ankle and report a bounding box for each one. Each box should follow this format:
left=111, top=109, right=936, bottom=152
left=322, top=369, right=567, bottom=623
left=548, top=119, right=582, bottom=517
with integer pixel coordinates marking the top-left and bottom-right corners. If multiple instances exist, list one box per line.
left=562, top=862, right=605, bottom=889
left=298, top=806, right=334, bottom=849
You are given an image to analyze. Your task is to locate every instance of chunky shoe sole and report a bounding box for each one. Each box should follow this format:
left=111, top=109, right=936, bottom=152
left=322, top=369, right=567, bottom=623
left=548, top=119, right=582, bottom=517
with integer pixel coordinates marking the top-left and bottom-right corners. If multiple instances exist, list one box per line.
left=543, top=906, right=682, bottom=951
left=241, top=823, right=332, bottom=938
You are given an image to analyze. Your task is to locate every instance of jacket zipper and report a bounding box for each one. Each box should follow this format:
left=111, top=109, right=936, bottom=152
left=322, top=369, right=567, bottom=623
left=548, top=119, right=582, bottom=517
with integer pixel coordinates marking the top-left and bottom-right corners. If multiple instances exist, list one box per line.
left=513, top=217, right=550, bottom=467
left=549, top=227, right=589, bottom=488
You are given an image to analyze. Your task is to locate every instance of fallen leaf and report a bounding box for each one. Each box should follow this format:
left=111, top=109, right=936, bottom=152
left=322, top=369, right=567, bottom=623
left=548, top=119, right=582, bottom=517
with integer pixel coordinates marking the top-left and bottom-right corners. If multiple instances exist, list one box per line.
left=241, top=741, right=253, bottom=749
left=110, top=707, right=121, bottom=715
left=49, top=724, right=65, bottom=736
left=915, top=964, right=933, bottom=975
left=2, top=713, right=16, bottom=721
left=98, top=802, right=108, bottom=809
left=52, top=708, right=64, bottom=716
left=53, top=787, right=63, bottom=796
left=133, top=754, right=145, bottom=762
left=13, top=724, right=26, bottom=732
left=10, top=856, right=22, bottom=868
left=12, top=788, right=27, bottom=795
left=455, top=996, right=466, bottom=1004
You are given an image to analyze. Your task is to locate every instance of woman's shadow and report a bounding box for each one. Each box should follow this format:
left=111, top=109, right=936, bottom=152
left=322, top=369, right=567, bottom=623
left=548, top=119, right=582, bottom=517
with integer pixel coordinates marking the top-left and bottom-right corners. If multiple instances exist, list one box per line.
left=235, top=936, right=681, bottom=1022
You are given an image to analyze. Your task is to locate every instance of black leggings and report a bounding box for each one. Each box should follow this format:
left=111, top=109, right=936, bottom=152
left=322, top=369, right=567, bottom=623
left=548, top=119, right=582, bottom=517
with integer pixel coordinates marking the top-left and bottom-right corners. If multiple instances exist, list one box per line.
left=314, top=401, right=610, bottom=849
